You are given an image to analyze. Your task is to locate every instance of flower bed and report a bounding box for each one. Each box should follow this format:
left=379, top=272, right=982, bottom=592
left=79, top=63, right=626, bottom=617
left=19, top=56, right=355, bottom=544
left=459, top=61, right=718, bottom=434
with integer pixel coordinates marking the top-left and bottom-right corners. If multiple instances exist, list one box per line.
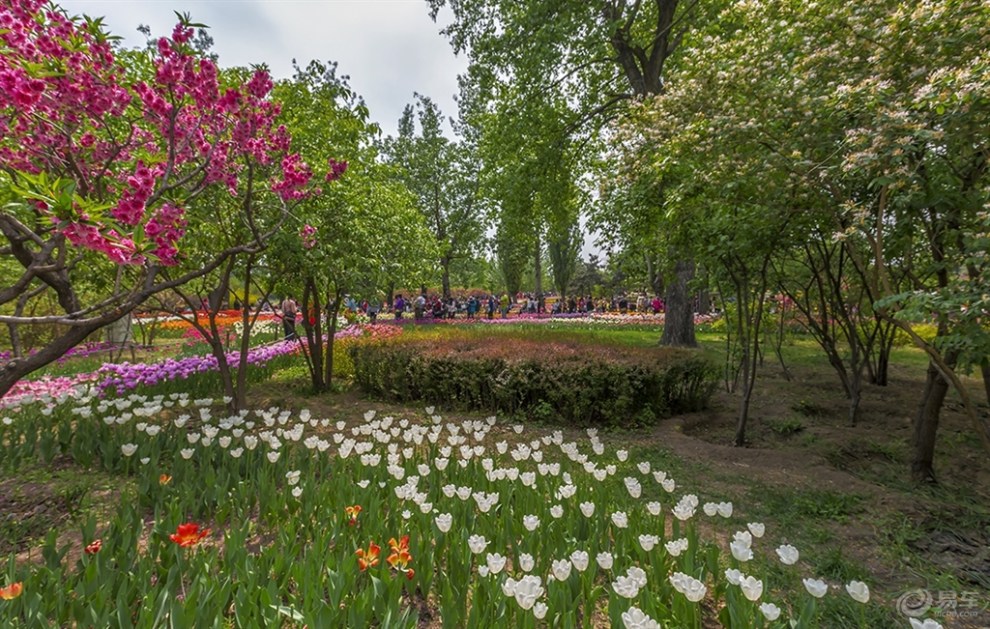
left=0, top=394, right=891, bottom=627
left=378, top=312, right=719, bottom=328
left=349, top=337, right=718, bottom=426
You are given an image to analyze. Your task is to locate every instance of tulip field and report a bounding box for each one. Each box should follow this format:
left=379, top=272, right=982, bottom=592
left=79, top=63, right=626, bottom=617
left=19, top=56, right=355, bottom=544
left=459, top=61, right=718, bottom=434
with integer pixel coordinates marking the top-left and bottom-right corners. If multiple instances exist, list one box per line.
left=2, top=381, right=906, bottom=628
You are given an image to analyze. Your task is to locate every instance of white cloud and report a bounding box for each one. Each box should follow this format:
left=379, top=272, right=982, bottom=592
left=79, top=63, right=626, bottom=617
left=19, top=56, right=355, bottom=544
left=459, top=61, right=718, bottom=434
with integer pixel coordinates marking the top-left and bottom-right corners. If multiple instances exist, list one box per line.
left=59, top=0, right=468, bottom=136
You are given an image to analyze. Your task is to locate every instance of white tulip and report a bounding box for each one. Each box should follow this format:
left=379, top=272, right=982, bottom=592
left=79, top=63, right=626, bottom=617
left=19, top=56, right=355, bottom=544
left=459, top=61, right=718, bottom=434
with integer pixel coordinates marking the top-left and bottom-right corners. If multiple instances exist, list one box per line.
left=612, top=575, right=640, bottom=599
left=570, top=550, right=589, bottom=572
left=435, top=513, right=452, bottom=533
left=669, top=572, right=707, bottom=602
left=532, top=601, right=548, bottom=620
left=467, top=534, right=488, bottom=554
left=665, top=538, right=689, bottom=557
left=759, top=602, right=781, bottom=621
left=551, top=559, right=572, bottom=581
left=486, top=553, right=506, bottom=574
left=845, top=580, right=869, bottom=604
left=776, top=544, right=800, bottom=565
left=740, top=575, right=764, bottom=601
left=621, top=606, right=661, bottom=629
left=596, top=552, right=614, bottom=570
left=611, top=511, right=629, bottom=528
left=513, top=575, right=543, bottom=610
left=518, top=553, right=535, bottom=572
left=730, top=540, right=754, bottom=562
left=501, top=577, right=517, bottom=597
left=725, top=568, right=743, bottom=585
left=803, top=578, right=828, bottom=598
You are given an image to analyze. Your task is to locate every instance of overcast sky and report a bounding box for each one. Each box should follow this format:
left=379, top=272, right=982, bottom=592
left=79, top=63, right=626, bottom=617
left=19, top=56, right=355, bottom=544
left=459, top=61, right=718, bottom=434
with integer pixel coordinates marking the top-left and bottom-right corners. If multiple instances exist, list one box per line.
left=59, top=0, right=468, bottom=138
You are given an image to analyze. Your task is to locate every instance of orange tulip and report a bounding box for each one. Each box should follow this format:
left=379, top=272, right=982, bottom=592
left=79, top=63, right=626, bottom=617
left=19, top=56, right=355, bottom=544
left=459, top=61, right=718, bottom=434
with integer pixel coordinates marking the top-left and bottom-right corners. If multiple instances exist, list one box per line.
left=85, top=539, right=102, bottom=555
left=345, top=505, right=362, bottom=526
left=386, top=535, right=412, bottom=570
left=159, top=474, right=172, bottom=485
left=169, top=522, right=210, bottom=548
left=356, top=541, right=380, bottom=571
left=0, top=582, right=22, bottom=600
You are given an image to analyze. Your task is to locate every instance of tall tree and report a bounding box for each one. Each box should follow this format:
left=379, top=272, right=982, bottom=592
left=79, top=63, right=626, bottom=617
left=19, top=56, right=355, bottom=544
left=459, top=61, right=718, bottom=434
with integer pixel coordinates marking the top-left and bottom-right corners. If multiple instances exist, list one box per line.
left=271, top=62, right=435, bottom=392
left=430, top=0, right=716, bottom=345
left=381, top=96, right=484, bottom=299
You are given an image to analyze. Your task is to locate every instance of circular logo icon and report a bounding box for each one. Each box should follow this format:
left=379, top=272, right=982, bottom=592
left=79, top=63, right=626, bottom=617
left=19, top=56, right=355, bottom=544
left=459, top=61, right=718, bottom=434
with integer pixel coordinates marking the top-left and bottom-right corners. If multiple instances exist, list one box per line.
left=897, top=589, right=933, bottom=618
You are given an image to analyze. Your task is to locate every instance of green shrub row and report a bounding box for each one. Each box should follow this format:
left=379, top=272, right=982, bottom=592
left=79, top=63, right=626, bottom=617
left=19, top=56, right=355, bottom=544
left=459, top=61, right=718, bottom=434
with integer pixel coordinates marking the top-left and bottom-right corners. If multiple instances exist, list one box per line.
left=349, top=339, right=718, bottom=427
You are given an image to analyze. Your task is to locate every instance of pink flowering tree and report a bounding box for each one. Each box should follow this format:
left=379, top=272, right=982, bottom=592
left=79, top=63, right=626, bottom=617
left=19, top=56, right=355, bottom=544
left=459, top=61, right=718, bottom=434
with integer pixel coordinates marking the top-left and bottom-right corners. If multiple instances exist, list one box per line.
left=0, top=2, right=311, bottom=398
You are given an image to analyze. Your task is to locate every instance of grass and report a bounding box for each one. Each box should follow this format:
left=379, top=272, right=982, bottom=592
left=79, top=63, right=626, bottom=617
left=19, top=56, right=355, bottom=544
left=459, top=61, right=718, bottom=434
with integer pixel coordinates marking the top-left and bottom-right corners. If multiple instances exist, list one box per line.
left=0, top=463, right=127, bottom=556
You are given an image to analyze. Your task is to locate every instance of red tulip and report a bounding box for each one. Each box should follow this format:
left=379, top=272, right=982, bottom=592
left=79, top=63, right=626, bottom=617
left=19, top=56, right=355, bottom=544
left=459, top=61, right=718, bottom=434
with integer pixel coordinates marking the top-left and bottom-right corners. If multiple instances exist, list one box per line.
left=169, top=522, right=210, bottom=548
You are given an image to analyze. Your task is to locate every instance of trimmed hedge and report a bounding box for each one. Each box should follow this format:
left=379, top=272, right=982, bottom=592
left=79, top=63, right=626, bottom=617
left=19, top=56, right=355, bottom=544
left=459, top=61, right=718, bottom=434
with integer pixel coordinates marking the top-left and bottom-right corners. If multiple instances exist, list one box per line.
left=349, top=337, right=718, bottom=427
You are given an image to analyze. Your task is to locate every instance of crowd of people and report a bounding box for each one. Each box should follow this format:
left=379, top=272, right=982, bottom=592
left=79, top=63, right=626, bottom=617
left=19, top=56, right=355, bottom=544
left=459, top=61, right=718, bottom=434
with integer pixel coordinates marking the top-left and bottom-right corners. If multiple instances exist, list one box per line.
left=271, top=291, right=668, bottom=340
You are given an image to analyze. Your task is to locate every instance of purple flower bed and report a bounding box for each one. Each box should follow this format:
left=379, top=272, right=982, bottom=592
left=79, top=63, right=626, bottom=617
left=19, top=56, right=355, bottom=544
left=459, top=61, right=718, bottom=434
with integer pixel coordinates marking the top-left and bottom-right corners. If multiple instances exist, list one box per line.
left=96, top=339, right=300, bottom=394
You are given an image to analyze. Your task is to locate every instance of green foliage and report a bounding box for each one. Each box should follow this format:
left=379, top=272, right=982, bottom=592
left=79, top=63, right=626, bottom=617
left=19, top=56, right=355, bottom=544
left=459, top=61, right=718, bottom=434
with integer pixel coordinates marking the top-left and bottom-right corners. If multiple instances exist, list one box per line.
left=755, top=487, right=864, bottom=526
left=765, top=417, right=805, bottom=437
left=349, top=336, right=718, bottom=427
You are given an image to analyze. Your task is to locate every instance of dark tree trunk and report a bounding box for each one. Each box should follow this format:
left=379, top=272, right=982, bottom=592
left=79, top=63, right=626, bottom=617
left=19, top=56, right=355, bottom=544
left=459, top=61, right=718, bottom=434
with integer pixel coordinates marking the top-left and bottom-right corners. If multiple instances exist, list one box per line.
left=301, top=278, right=324, bottom=392
left=982, top=359, right=990, bottom=408
left=0, top=322, right=107, bottom=398
left=534, top=236, right=543, bottom=307
left=661, top=260, right=696, bottom=347
left=912, top=358, right=952, bottom=484
left=233, top=256, right=255, bottom=410
left=324, top=287, right=343, bottom=390
left=441, top=258, right=452, bottom=300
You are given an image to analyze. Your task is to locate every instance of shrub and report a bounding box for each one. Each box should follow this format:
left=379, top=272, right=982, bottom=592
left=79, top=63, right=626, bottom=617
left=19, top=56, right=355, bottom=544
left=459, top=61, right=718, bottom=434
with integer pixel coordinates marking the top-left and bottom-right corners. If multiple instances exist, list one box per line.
left=349, top=337, right=718, bottom=427
left=766, top=417, right=805, bottom=437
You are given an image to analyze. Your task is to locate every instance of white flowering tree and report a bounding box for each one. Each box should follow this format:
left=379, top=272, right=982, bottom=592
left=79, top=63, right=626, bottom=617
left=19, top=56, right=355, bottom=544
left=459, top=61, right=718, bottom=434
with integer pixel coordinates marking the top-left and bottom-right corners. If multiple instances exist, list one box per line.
left=612, top=0, right=990, bottom=475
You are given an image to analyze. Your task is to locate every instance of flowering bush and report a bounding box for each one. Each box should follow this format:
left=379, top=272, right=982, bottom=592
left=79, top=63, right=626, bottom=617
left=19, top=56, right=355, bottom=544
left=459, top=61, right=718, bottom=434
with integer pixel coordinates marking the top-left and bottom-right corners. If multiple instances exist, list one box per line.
left=0, top=394, right=894, bottom=627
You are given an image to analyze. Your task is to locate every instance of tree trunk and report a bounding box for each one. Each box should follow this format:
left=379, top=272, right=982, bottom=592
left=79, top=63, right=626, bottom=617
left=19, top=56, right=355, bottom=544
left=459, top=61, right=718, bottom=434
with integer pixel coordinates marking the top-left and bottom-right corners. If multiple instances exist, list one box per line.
left=848, top=365, right=863, bottom=427
left=534, top=236, right=543, bottom=307
left=233, top=255, right=255, bottom=411
left=0, top=322, right=105, bottom=398
left=324, top=286, right=343, bottom=390
left=912, top=359, right=951, bottom=483
left=981, top=359, right=990, bottom=407
left=441, top=258, right=452, bottom=300
left=301, top=278, right=325, bottom=392
left=660, top=259, right=696, bottom=347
